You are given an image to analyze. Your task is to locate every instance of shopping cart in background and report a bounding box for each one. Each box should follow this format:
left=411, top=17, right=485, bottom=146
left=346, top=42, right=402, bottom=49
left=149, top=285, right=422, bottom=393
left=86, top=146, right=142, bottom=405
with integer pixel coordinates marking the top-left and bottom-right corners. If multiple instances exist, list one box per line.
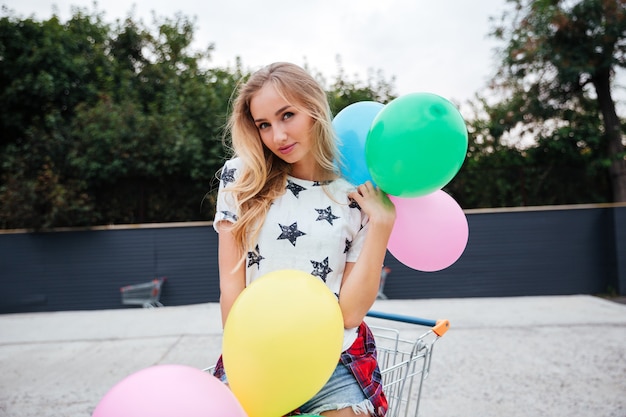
left=365, top=310, right=449, bottom=417
left=204, top=310, right=449, bottom=417
left=120, top=277, right=166, bottom=308
left=376, top=266, right=392, bottom=300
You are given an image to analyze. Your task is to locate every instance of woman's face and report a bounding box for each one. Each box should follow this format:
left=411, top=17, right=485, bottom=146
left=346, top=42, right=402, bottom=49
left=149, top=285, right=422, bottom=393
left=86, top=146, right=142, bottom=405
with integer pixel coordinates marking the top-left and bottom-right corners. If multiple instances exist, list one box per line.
left=249, top=83, right=317, bottom=180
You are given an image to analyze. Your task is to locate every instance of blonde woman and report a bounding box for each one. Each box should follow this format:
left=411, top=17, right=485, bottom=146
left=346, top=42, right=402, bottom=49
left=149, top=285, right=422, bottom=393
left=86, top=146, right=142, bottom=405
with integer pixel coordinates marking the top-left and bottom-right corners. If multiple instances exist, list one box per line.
left=212, top=62, right=396, bottom=417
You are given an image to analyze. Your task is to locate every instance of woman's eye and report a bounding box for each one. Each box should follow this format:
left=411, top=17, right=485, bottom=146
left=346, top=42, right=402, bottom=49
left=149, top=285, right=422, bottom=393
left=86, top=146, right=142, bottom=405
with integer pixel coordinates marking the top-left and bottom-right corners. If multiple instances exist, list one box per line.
left=283, top=112, right=294, bottom=120
left=258, top=122, right=270, bottom=130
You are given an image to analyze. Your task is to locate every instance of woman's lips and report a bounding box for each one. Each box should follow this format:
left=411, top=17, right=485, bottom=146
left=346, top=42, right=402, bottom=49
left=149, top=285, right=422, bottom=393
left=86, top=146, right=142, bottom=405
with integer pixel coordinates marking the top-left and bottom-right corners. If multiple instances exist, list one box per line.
left=278, top=143, right=296, bottom=154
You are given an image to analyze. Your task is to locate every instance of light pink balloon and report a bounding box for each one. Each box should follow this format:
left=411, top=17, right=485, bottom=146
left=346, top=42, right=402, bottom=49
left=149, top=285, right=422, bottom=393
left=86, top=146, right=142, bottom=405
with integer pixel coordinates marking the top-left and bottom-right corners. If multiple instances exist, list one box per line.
left=93, top=364, right=248, bottom=417
left=388, top=191, right=469, bottom=272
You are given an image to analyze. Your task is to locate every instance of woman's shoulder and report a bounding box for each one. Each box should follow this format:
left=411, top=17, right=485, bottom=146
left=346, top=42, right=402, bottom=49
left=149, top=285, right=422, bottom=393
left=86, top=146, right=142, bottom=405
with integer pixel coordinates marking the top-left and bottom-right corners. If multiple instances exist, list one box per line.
left=219, top=157, right=245, bottom=184
left=222, top=156, right=244, bottom=170
left=330, top=176, right=357, bottom=193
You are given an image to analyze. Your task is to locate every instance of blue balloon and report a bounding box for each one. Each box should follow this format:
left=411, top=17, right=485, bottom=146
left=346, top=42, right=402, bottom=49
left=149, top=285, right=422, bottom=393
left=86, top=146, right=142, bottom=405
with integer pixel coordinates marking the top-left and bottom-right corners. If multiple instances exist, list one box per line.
left=333, top=101, right=384, bottom=186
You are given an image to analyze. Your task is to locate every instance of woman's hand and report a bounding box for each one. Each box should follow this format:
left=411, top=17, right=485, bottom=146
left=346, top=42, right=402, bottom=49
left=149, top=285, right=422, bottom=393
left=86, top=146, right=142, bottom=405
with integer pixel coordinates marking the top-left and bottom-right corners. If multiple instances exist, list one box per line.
left=348, top=181, right=396, bottom=229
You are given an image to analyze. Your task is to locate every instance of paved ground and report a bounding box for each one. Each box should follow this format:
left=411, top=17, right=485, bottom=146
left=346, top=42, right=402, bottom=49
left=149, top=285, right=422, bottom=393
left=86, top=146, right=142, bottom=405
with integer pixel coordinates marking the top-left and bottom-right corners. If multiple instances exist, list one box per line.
left=1, top=295, right=625, bottom=417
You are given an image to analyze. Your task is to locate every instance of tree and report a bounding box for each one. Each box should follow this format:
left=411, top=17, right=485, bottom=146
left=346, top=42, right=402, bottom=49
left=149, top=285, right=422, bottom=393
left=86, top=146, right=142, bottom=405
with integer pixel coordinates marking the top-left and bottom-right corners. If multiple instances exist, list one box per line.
left=450, top=90, right=612, bottom=208
left=0, top=7, right=235, bottom=228
left=0, top=8, right=113, bottom=228
left=485, top=0, right=626, bottom=202
left=323, top=57, right=397, bottom=113
left=0, top=8, right=396, bottom=229
left=445, top=97, right=532, bottom=208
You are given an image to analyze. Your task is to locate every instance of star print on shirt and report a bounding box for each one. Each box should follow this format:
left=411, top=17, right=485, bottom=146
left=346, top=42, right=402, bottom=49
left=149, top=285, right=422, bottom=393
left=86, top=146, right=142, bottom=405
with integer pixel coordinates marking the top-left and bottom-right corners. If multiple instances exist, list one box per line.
left=221, top=210, right=238, bottom=222
left=313, top=180, right=333, bottom=186
left=344, top=238, right=352, bottom=254
left=311, top=257, right=333, bottom=282
left=349, top=198, right=361, bottom=210
left=316, top=206, right=340, bottom=225
left=220, top=166, right=236, bottom=187
left=286, top=180, right=307, bottom=198
left=247, top=244, right=264, bottom=269
left=277, top=222, right=306, bottom=246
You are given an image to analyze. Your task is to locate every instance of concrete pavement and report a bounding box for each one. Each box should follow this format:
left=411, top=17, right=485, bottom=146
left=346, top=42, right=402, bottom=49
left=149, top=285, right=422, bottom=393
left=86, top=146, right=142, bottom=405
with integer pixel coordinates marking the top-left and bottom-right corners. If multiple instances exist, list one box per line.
left=1, top=295, right=625, bottom=417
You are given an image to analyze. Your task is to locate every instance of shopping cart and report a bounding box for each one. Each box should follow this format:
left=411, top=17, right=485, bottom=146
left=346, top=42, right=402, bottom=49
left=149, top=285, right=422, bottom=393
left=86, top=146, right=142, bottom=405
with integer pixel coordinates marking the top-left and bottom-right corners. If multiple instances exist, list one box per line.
left=204, top=310, right=449, bottom=417
left=120, top=277, right=166, bottom=308
left=365, top=310, right=449, bottom=417
left=376, top=266, right=392, bottom=300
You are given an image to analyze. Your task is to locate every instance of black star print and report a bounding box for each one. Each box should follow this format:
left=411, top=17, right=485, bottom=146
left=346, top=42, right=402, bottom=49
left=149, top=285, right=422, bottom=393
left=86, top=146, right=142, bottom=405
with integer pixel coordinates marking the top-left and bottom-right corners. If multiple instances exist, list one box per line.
left=315, top=206, right=340, bottom=225
left=313, top=180, right=332, bottom=186
left=344, top=238, right=352, bottom=254
left=247, top=245, right=264, bottom=269
left=311, top=257, right=333, bottom=282
left=277, top=222, right=306, bottom=246
left=286, top=180, right=307, bottom=198
left=221, top=210, right=238, bottom=222
left=349, top=198, right=361, bottom=210
left=220, top=166, right=236, bottom=187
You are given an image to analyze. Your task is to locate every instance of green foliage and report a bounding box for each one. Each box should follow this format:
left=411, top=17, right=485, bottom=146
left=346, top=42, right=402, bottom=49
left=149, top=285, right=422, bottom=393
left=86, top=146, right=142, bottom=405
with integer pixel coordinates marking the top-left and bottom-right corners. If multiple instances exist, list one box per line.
left=458, top=0, right=626, bottom=206
left=0, top=7, right=234, bottom=228
left=325, top=62, right=397, bottom=112
left=3, top=1, right=624, bottom=225
left=0, top=8, right=395, bottom=229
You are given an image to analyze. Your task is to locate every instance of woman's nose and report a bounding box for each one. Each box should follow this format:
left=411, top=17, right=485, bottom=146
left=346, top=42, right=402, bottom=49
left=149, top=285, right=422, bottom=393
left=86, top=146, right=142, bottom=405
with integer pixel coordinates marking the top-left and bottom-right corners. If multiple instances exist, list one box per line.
left=273, top=125, right=288, bottom=143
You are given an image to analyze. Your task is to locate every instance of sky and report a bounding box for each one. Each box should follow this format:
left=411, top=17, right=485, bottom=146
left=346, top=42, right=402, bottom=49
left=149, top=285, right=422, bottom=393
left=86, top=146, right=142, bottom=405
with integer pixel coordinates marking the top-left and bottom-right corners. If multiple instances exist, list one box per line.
left=3, top=0, right=508, bottom=111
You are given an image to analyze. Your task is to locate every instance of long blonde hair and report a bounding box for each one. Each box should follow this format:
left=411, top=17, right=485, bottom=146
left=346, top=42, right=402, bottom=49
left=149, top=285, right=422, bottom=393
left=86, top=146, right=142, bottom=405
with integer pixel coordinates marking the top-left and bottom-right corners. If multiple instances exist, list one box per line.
left=223, top=62, right=339, bottom=257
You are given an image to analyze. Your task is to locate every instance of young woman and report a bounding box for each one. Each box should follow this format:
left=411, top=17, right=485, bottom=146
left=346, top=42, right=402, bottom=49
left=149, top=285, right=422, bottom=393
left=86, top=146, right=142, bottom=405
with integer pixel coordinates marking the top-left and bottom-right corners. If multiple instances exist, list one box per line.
left=212, top=62, right=396, bottom=417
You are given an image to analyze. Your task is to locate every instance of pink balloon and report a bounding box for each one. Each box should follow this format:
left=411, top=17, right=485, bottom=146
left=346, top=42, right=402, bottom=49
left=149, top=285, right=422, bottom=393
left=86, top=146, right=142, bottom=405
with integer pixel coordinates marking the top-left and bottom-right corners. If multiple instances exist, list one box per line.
left=388, top=191, right=468, bottom=272
left=93, top=364, right=248, bottom=417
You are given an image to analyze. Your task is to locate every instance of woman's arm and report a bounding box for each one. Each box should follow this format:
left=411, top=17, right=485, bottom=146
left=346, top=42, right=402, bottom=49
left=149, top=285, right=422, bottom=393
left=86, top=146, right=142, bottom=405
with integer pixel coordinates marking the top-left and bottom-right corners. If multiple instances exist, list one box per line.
left=340, top=182, right=396, bottom=328
left=216, top=222, right=246, bottom=328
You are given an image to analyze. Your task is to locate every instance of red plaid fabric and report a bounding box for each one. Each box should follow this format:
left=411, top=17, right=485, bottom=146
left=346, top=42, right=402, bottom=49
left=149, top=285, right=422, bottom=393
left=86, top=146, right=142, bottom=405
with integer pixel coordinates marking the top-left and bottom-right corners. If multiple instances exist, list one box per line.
left=212, top=321, right=388, bottom=417
left=340, top=321, right=388, bottom=416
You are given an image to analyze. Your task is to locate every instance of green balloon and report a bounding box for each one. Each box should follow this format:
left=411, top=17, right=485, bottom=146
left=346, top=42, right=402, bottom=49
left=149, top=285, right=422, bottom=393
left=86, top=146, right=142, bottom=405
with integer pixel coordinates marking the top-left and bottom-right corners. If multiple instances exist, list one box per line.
left=365, top=92, right=468, bottom=197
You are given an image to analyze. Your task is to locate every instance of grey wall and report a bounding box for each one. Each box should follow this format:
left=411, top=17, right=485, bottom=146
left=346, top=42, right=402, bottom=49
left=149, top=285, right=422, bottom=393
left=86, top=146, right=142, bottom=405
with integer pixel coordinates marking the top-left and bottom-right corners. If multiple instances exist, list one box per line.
left=1, top=205, right=625, bottom=314
left=380, top=205, right=620, bottom=299
left=0, top=223, right=218, bottom=313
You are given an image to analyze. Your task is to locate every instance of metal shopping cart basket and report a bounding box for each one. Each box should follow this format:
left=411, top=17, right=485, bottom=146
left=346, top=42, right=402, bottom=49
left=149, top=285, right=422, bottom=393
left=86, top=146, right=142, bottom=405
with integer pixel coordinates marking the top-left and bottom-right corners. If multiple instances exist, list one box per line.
left=204, top=310, right=449, bottom=417
left=365, top=310, right=449, bottom=417
left=120, top=277, right=166, bottom=308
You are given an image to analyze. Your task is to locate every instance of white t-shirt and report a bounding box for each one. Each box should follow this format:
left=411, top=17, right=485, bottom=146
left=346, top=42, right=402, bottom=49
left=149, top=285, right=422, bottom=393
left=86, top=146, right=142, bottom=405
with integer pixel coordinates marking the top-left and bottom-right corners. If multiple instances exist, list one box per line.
left=213, top=157, right=369, bottom=350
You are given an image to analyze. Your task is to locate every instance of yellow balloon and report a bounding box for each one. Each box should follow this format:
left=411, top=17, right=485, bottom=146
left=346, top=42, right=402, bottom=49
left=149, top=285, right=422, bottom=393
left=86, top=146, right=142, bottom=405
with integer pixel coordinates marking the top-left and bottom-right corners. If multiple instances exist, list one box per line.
left=222, top=270, right=344, bottom=417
